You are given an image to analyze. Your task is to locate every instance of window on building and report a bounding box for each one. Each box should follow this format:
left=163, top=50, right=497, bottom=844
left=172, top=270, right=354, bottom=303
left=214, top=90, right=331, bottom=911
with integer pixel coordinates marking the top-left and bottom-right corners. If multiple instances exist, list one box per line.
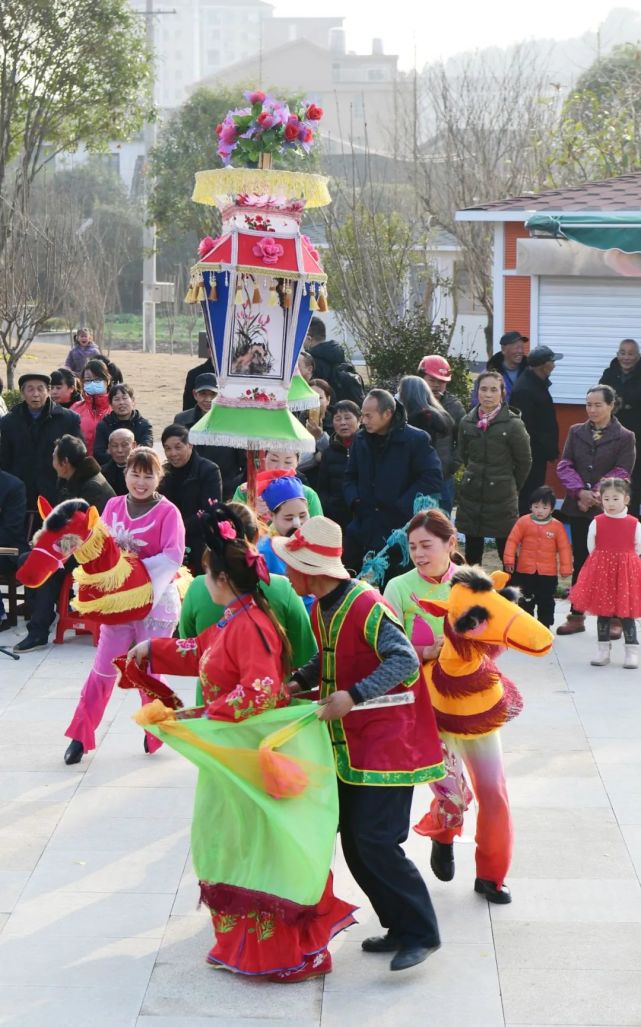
left=367, top=68, right=385, bottom=81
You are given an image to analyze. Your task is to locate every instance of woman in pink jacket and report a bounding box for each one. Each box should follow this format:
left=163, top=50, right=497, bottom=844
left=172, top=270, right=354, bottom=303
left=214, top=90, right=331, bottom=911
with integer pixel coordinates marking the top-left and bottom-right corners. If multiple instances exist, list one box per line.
left=71, top=360, right=111, bottom=456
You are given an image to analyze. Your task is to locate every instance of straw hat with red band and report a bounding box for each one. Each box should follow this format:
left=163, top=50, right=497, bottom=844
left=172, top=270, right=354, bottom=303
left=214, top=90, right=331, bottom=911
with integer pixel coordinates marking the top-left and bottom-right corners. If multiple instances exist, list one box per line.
left=271, top=516, right=350, bottom=579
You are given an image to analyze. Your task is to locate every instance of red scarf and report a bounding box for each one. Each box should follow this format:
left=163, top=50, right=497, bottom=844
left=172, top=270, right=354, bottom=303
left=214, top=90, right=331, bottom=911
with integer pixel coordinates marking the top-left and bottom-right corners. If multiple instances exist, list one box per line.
left=477, top=405, right=501, bottom=432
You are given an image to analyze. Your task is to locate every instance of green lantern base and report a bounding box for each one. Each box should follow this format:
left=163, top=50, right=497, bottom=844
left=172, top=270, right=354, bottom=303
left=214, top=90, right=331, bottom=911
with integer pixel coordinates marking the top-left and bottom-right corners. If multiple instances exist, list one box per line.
left=288, top=372, right=320, bottom=412
left=190, top=403, right=316, bottom=453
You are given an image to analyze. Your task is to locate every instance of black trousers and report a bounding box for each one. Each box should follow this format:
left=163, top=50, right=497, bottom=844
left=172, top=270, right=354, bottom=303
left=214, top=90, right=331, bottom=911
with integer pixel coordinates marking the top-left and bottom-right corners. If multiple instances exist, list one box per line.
left=337, top=780, right=440, bottom=949
left=518, top=456, right=548, bottom=515
left=566, top=516, right=591, bottom=614
left=513, top=571, right=557, bottom=628
left=464, top=536, right=507, bottom=566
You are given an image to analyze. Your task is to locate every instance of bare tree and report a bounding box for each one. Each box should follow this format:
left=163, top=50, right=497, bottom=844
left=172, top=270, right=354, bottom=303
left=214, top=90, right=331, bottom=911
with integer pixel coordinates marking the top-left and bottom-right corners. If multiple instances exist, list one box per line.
left=0, top=188, right=80, bottom=387
left=415, top=47, right=559, bottom=355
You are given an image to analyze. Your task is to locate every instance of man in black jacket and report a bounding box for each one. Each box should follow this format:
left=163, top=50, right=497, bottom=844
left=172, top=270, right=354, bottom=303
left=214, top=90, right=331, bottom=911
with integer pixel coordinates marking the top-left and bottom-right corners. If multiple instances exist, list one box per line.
left=343, top=390, right=442, bottom=573
left=13, top=434, right=115, bottom=653
left=304, top=317, right=365, bottom=405
left=174, top=373, right=245, bottom=499
left=510, top=345, right=563, bottom=514
left=159, top=424, right=222, bottom=574
left=0, top=373, right=83, bottom=512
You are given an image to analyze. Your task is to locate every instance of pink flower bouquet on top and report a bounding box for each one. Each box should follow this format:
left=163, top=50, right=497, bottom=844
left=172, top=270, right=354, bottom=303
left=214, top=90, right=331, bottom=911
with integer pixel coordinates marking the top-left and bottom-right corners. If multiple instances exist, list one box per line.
left=215, top=92, right=324, bottom=167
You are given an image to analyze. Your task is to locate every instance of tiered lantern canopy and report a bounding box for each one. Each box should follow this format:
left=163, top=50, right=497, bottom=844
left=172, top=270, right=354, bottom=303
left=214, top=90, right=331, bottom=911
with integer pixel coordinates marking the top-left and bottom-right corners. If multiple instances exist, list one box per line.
left=185, top=168, right=331, bottom=452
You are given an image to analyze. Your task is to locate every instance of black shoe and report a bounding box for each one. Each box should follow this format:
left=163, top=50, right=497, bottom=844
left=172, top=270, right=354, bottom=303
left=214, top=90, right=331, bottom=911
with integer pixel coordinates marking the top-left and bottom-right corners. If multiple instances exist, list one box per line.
left=390, top=943, right=440, bottom=972
left=361, top=932, right=399, bottom=953
left=64, top=740, right=84, bottom=765
left=430, top=840, right=455, bottom=882
left=13, top=634, right=48, bottom=653
left=474, top=877, right=512, bottom=904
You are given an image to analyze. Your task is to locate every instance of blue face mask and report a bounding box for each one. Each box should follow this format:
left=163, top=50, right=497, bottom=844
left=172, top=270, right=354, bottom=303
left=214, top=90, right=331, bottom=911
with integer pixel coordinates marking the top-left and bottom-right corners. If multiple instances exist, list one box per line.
left=84, top=380, right=107, bottom=396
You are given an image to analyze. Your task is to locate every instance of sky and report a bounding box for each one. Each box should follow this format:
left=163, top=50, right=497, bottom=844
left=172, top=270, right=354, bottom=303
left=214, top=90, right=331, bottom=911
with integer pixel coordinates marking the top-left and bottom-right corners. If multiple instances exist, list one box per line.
left=272, top=0, right=630, bottom=69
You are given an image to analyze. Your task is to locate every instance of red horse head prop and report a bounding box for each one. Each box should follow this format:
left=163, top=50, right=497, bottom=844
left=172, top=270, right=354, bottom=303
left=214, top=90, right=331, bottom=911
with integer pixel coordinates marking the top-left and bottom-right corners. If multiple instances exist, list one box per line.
left=18, top=498, right=98, bottom=588
left=18, top=496, right=154, bottom=625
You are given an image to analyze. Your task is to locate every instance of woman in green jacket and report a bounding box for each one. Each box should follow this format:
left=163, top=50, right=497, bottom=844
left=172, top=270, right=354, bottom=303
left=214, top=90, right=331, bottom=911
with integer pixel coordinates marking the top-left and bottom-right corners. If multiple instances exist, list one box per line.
left=456, top=370, right=532, bottom=566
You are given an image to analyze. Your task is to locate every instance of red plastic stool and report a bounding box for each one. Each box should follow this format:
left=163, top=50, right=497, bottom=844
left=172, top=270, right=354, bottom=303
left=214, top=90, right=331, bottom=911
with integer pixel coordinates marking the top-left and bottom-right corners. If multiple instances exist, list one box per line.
left=54, top=572, right=101, bottom=646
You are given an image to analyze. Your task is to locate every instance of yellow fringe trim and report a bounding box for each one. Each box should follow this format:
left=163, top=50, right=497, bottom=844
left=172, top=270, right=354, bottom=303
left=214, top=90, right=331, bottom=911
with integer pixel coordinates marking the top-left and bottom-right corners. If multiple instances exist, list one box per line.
left=175, top=566, right=193, bottom=601
left=73, top=520, right=110, bottom=565
left=71, top=581, right=153, bottom=616
left=192, top=169, right=331, bottom=209
left=73, top=553, right=134, bottom=592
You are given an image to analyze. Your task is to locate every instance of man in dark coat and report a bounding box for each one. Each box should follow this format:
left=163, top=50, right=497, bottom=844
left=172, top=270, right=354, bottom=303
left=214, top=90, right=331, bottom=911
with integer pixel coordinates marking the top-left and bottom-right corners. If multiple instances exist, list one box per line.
left=13, top=434, right=115, bottom=653
left=600, top=338, right=641, bottom=517
left=304, top=317, right=365, bottom=405
left=510, top=345, right=563, bottom=513
left=159, top=424, right=222, bottom=574
left=174, top=373, right=245, bottom=499
left=471, top=331, right=528, bottom=405
left=343, top=389, right=443, bottom=572
left=0, top=469, right=28, bottom=627
left=0, top=372, right=83, bottom=511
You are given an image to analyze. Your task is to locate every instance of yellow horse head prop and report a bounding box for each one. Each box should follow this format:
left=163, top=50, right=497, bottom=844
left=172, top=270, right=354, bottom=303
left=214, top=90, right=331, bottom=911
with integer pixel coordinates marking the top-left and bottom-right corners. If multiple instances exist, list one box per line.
left=418, top=566, right=553, bottom=657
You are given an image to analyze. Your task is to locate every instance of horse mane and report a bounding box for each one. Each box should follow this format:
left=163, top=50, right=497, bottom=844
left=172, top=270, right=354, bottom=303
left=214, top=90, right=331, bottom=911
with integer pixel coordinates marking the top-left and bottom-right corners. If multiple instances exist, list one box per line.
left=44, top=498, right=90, bottom=533
left=443, top=615, right=502, bottom=662
left=450, top=565, right=493, bottom=592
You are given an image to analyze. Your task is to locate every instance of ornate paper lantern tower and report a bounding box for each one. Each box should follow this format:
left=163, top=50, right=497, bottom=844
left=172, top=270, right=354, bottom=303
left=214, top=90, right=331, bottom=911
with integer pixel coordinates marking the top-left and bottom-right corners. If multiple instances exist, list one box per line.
left=184, top=93, right=330, bottom=456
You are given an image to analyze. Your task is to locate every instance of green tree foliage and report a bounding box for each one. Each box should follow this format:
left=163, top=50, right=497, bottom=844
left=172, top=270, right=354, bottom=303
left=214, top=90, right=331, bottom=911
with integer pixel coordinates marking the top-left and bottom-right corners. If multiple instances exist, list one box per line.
left=549, top=44, right=641, bottom=182
left=363, top=307, right=471, bottom=405
left=0, top=0, right=152, bottom=242
left=148, top=86, right=244, bottom=244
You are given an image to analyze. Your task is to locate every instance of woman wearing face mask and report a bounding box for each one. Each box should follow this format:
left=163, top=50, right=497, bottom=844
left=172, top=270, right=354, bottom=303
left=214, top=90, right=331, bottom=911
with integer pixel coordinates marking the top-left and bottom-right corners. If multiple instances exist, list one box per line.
left=50, top=368, right=82, bottom=409
left=71, top=359, right=112, bottom=456
left=93, top=384, right=153, bottom=466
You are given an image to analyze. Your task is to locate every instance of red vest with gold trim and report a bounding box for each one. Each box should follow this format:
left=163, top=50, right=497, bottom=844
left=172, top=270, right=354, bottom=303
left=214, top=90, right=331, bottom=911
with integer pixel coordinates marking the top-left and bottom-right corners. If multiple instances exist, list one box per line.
left=310, top=581, right=444, bottom=786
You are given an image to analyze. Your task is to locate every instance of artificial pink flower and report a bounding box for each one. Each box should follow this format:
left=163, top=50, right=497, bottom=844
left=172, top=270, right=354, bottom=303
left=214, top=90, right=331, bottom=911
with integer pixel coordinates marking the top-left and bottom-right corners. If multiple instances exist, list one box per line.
left=198, top=236, right=216, bottom=258
left=284, top=123, right=299, bottom=142
left=298, top=125, right=313, bottom=144
left=219, top=521, right=237, bottom=541
left=247, top=90, right=266, bottom=105
left=252, top=236, right=284, bottom=265
left=305, top=103, right=324, bottom=121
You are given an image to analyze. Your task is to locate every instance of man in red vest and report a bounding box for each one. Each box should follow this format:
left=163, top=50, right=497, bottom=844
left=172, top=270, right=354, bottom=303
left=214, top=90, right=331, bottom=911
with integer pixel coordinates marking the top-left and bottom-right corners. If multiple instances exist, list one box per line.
left=273, top=517, right=445, bottom=973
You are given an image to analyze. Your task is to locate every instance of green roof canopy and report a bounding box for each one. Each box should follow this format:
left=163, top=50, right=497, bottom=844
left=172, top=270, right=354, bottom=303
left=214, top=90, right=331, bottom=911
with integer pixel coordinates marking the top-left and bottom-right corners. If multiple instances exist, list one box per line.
left=525, top=213, right=641, bottom=254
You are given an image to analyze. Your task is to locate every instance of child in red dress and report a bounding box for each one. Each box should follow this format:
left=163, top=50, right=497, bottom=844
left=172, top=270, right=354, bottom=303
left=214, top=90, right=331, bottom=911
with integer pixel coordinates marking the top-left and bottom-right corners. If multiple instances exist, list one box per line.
left=570, top=477, right=641, bottom=669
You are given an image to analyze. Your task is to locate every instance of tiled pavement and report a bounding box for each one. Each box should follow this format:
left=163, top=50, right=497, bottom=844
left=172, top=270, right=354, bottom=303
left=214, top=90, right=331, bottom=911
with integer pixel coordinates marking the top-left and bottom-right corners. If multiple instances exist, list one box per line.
left=1, top=601, right=641, bottom=1026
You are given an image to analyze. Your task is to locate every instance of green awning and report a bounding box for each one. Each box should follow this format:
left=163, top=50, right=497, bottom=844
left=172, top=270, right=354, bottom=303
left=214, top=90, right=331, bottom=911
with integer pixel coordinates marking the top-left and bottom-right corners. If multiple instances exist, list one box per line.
left=525, top=212, right=641, bottom=254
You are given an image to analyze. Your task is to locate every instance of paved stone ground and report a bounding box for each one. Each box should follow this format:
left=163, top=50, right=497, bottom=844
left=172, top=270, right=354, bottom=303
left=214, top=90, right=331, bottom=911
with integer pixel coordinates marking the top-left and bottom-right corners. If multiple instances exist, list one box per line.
left=1, top=600, right=641, bottom=1026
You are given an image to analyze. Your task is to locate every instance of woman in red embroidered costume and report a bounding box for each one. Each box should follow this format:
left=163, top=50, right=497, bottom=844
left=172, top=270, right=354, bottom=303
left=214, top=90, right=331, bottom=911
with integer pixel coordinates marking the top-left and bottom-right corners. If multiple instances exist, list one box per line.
left=128, top=503, right=355, bottom=981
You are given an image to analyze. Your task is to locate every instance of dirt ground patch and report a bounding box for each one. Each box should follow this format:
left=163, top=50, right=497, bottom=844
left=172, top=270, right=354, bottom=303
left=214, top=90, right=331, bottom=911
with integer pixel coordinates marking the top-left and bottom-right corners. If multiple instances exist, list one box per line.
left=18, top=341, right=197, bottom=440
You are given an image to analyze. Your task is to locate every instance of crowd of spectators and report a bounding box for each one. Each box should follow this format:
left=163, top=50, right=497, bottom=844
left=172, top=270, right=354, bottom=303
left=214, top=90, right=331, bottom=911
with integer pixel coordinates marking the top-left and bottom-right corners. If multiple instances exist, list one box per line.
left=1, top=320, right=640, bottom=644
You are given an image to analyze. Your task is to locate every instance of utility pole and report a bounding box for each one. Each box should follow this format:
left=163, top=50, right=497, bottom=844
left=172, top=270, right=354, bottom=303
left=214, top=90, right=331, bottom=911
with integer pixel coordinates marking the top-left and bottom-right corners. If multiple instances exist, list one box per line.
left=142, top=0, right=158, bottom=354
left=139, top=0, right=174, bottom=354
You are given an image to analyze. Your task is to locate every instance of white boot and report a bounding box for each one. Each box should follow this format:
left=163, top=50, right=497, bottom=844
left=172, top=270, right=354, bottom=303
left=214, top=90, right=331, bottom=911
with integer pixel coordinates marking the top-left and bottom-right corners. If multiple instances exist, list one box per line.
left=624, top=644, right=639, bottom=670
left=591, top=642, right=611, bottom=666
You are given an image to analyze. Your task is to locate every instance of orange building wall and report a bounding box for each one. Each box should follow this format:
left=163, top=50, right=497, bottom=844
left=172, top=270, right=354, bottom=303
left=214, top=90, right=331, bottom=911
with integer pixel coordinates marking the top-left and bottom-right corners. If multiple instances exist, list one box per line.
left=501, top=223, right=583, bottom=488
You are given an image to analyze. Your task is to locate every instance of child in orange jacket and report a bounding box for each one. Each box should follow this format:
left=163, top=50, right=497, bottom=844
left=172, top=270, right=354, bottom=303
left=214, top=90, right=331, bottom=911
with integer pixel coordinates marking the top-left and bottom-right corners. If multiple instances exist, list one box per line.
left=503, top=486, right=573, bottom=628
